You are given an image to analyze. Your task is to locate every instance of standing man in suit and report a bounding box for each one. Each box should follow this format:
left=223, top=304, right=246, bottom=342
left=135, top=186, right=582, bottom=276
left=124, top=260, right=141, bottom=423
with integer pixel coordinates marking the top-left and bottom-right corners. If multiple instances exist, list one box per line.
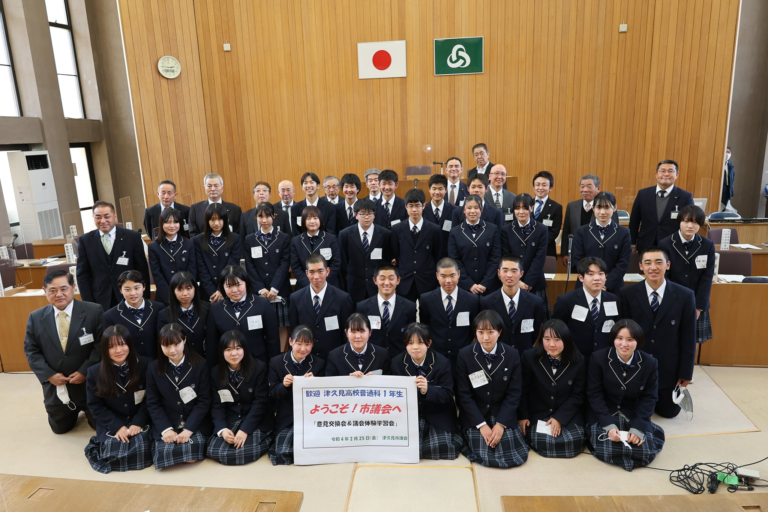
left=445, top=157, right=469, bottom=207
left=721, top=147, right=736, bottom=212
left=467, top=143, right=505, bottom=190
left=336, top=173, right=361, bottom=233
left=619, top=247, right=696, bottom=418
left=423, top=174, right=458, bottom=259
left=24, top=270, right=103, bottom=434
left=485, top=164, right=516, bottom=224
left=375, top=170, right=408, bottom=229
left=532, top=171, right=563, bottom=257
left=629, top=160, right=695, bottom=254
left=364, top=169, right=382, bottom=203
left=143, top=180, right=190, bottom=240
left=290, top=172, right=337, bottom=236
left=240, top=181, right=291, bottom=237
left=188, top=173, right=242, bottom=237
left=323, top=176, right=341, bottom=205
left=451, top=175, right=505, bottom=229
left=274, top=180, right=296, bottom=217
left=77, top=201, right=150, bottom=311
left=355, top=265, right=417, bottom=352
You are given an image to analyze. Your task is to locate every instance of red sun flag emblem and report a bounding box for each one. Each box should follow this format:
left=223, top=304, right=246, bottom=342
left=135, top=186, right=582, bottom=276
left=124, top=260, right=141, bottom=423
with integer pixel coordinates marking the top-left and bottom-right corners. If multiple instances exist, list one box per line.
left=372, top=50, right=392, bottom=71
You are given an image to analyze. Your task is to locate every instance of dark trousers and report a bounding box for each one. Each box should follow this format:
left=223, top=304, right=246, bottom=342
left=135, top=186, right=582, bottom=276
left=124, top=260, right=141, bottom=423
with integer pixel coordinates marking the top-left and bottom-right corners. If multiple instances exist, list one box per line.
left=402, top=283, right=419, bottom=303
left=45, top=398, right=96, bottom=435
left=654, top=387, right=681, bottom=418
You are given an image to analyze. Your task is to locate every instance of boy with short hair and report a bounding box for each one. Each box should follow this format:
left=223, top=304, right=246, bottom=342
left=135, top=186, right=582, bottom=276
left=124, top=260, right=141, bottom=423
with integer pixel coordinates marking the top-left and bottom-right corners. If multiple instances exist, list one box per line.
left=375, top=170, right=408, bottom=229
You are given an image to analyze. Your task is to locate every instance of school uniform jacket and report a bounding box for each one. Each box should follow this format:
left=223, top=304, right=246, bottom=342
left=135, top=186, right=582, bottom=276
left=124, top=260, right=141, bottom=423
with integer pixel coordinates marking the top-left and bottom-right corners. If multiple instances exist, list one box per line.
left=659, top=233, right=716, bottom=312
left=572, top=221, right=632, bottom=292
left=291, top=198, right=338, bottom=236
left=518, top=349, right=586, bottom=427
left=419, top=288, right=481, bottom=368
left=390, top=220, right=442, bottom=297
left=193, top=233, right=242, bottom=299
left=338, top=225, right=393, bottom=302
left=103, top=300, right=166, bottom=360
left=239, top=206, right=291, bottom=238
left=618, top=280, right=696, bottom=388
left=288, top=285, right=355, bottom=360
left=206, top=295, right=280, bottom=366
left=551, top=289, right=621, bottom=358
left=586, top=348, right=659, bottom=437
left=335, top=200, right=359, bottom=233
left=24, top=300, right=104, bottom=406
left=325, top=343, right=392, bottom=376
left=243, top=230, right=292, bottom=299
left=533, top=197, right=563, bottom=257
left=355, top=295, right=417, bottom=352
left=423, top=201, right=458, bottom=258
left=451, top=205, right=505, bottom=230
left=157, top=303, right=210, bottom=361
left=76, top=227, right=151, bottom=311
left=143, top=202, right=191, bottom=240
left=188, top=200, right=242, bottom=237
left=269, top=353, right=326, bottom=433
left=374, top=196, right=408, bottom=230
left=455, top=342, right=522, bottom=430
left=148, top=237, right=197, bottom=305
left=210, top=360, right=273, bottom=435
left=480, top=289, right=544, bottom=354
left=560, top=200, right=620, bottom=257
left=629, top=186, right=695, bottom=253
left=501, top=220, right=549, bottom=292
left=146, top=358, right=213, bottom=439
left=391, top=349, right=457, bottom=434
left=290, top=231, right=341, bottom=290
left=448, top=221, right=502, bottom=294
left=86, top=356, right=151, bottom=443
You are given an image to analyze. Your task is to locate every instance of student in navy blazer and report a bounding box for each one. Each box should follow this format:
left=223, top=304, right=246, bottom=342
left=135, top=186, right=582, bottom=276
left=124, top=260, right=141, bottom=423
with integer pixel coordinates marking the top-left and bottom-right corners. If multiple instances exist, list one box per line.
left=629, top=160, right=695, bottom=254
left=290, top=205, right=341, bottom=290
left=480, top=255, right=544, bottom=354
left=451, top=174, right=504, bottom=229
left=103, top=270, right=166, bottom=360
left=423, top=174, right=458, bottom=259
left=291, top=172, right=337, bottom=236
left=573, top=192, right=631, bottom=293
left=335, top=173, right=361, bottom=234
left=374, top=170, right=409, bottom=229
left=148, top=207, right=197, bottom=306
left=193, top=203, right=242, bottom=303
left=325, top=313, right=391, bottom=376
left=288, top=253, right=355, bottom=360
left=158, top=272, right=210, bottom=361
left=355, top=265, right=417, bottom=352
left=658, top=205, right=716, bottom=344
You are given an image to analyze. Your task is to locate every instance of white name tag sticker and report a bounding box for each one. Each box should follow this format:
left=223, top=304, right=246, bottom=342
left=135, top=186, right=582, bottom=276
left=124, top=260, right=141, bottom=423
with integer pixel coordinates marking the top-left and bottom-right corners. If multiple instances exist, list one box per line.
left=695, top=255, right=707, bottom=269
left=324, top=315, right=339, bottom=331
left=370, top=248, right=382, bottom=260
left=604, top=301, right=619, bottom=316
left=521, top=319, right=534, bottom=333
left=391, top=219, right=401, bottom=226
left=369, top=369, right=383, bottom=376
left=670, top=212, right=679, bottom=220
left=459, top=200, right=465, bottom=207
left=369, top=315, right=382, bottom=330
left=571, top=305, right=589, bottom=322
left=320, top=248, right=332, bottom=260
left=251, top=246, right=263, bottom=259
left=537, top=420, right=552, bottom=436
left=179, top=386, right=197, bottom=404
left=602, top=320, right=615, bottom=333
left=79, top=333, right=95, bottom=345
left=543, top=219, right=554, bottom=227
left=116, top=257, right=129, bottom=266
left=442, top=220, right=452, bottom=232
left=469, top=369, right=489, bottom=388
left=505, top=213, right=515, bottom=221
left=297, top=217, right=302, bottom=226
left=456, top=311, right=470, bottom=327
left=247, top=315, right=263, bottom=330
left=218, top=389, right=234, bottom=403
left=183, top=222, right=189, bottom=231
left=134, top=390, right=145, bottom=404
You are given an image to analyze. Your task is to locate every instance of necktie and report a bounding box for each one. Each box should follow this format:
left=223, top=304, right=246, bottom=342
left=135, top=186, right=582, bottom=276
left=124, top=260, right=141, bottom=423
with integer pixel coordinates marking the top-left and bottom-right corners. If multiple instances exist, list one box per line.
left=259, top=232, right=274, bottom=244
left=348, top=206, right=354, bottom=222
left=314, top=295, right=321, bottom=316
left=209, top=234, right=224, bottom=250
left=231, top=300, right=246, bottom=314
left=434, top=207, right=441, bottom=224
left=58, top=311, right=69, bottom=352
left=180, top=308, right=194, bottom=322
left=283, top=204, right=290, bottom=212
left=484, top=352, right=496, bottom=367
left=384, top=202, right=391, bottom=222
left=584, top=202, right=592, bottom=213
left=116, top=363, right=129, bottom=379
left=308, top=235, right=318, bottom=251
left=362, top=231, right=370, bottom=253
left=547, top=355, right=561, bottom=369
left=126, top=306, right=144, bottom=324
left=598, top=224, right=607, bottom=239
left=508, top=299, right=516, bottom=323
left=445, top=295, right=454, bottom=320
left=534, top=200, right=543, bottom=219
left=590, top=297, right=600, bottom=323
left=293, top=359, right=304, bottom=374
left=167, top=239, right=178, bottom=252
left=650, top=291, right=660, bottom=313
left=228, top=367, right=243, bottom=386
left=449, top=185, right=456, bottom=205
left=494, top=193, right=501, bottom=209
left=416, top=365, right=427, bottom=377
left=618, top=356, right=635, bottom=375
left=411, top=225, right=419, bottom=243
left=356, top=351, right=366, bottom=368
left=172, top=362, right=183, bottom=381
left=521, top=223, right=532, bottom=238
left=658, top=190, right=667, bottom=199
left=102, top=233, right=112, bottom=255
left=382, top=300, right=390, bottom=330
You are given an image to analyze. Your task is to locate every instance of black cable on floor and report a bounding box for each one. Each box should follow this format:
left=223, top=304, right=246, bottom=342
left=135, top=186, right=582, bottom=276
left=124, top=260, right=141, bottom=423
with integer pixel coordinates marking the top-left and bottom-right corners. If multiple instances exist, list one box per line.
left=644, top=454, right=768, bottom=494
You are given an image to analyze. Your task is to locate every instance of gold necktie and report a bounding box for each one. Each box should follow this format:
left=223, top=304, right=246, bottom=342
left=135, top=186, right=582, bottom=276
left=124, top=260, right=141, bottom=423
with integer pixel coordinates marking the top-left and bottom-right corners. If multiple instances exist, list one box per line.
left=58, top=312, right=70, bottom=352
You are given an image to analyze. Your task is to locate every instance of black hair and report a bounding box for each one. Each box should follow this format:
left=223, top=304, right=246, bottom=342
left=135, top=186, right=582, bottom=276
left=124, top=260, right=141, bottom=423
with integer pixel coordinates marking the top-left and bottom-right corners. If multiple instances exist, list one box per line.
left=512, top=193, right=535, bottom=210
left=500, top=254, right=523, bottom=268
left=345, top=312, right=371, bottom=332
left=202, top=203, right=234, bottom=254
left=340, top=173, right=361, bottom=191
left=639, top=246, right=670, bottom=263
left=92, top=200, right=116, bottom=213
left=463, top=194, right=484, bottom=209
left=446, top=156, right=462, bottom=167
left=301, top=172, right=321, bottom=186
left=44, top=269, right=74, bottom=287
left=96, top=324, right=141, bottom=398
left=429, top=174, right=448, bottom=188
left=166, top=272, right=207, bottom=325
left=533, top=319, right=581, bottom=365
left=472, top=143, right=488, bottom=154
left=158, top=180, right=177, bottom=192
left=532, top=171, right=554, bottom=188
left=216, top=330, right=255, bottom=388
left=156, top=207, right=181, bottom=244
left=379, top=170, right=399, bottom=184
left=678, top=205, right=705, bottom=227
left=436, top=257, right=458, bottom=271
left=404, top=188, right=425, bottom=205
left=473, top=310, right=505, bottom=336
left=467, top=173, right=489, bottom=189
left=252, top=181, right=271, bottom=192
left=117, top=270, right=145, bottom=288
left=656, top=159, right=679, bottom=173
left=593, top=191, right=616, bottom=209
left=218, top=265, right=254, bottom=296
left=577, top=256, right=608, bottom=276
left=305, top=253, right=328, bottom=269
left=374, top=264, right=400, bottom=278
left=254, top=202, right=276, bottom=220
left=610, top=319, right=645, bottom=350
left=156, top=323, right=204, bottom=375
left=301, top=205, right=323, bottom=232
left=290, top=325, right=315, bottom=345
left=403, top=322, right=431, bottom=348
left=354, top=198, right=377, bottom=214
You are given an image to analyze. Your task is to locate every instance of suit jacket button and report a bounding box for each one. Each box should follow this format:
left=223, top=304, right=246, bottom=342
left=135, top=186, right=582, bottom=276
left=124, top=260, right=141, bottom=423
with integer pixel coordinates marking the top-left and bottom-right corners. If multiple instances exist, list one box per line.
left=551, top=396, right=554, bottom=400
left=651, top=340, right=655, bottom=343
left=213, top=265, right=217, bottom=268
left=265, top=262, right=269, bottom=265
left=124, top=404, right=128, bottom=407
left=487, top=392, right=490, bottom=395
left=177, top=402, right=181, bottom=405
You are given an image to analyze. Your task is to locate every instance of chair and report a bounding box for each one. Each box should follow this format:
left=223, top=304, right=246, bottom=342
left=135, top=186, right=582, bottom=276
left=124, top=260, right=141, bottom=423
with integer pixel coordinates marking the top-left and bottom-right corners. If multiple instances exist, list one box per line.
left=707, top=228, right=740, bottom=245
left=543, top=256, right=557, bottom=274
left=0, top=259, right=16, bottom=289
left=709, top=212, right=741, bottom=220
left=13, top=243, right=34, bottom=259
left=716, top=250, right=752, bottom=276
left=617, top=210, right=630, bottom=219
left=45, top=263, right=76, bottom=276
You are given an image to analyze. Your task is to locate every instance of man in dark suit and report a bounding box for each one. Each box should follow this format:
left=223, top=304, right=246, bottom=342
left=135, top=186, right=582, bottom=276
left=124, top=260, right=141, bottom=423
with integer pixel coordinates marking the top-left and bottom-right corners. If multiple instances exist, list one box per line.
left=77, top=201, right=150, bottom=311
left=485, top=164, right=516, bottom=223
left=323, top=175, right=341, bottom=205
left=721, top=147, right=735, bottom=211
left=423, top=174, right=458, bottom=259
left=336, top=173, right=361, bottom=233
left=239, top=181, right=291, bottom=236
left=355, top=265, right=417, bottom=352
left=451, top=174, right=505, bottom=229
left=188, top=173, right=242, bottom=237
left=143, top=180, right=191, bottom=240
left=24, top=270, right=103, bottom=434
left=532, top=171, right=563, bottom=257
left=445, top=157, right=469, bottom=207
left=364, top=169, right=382, bottom=203
left=467, top=143, right=506, bottom=190
left=629, top=160, right=695, bottom=254
left=274, top=180, right=296, bottom=218
left=619, top=246, right=696, bottom=418
left=374, top=170, right=408, bottom=229
left=290, top=172, right=337, bottom=236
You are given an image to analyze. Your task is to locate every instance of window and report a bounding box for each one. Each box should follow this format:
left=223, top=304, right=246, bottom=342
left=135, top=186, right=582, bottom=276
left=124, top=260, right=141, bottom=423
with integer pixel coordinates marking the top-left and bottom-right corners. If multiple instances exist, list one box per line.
left=70, top=144, right=99, bottom=233
left=46, top=0, right=84, bottom=119
left=0, top=1, right=21, bottom=116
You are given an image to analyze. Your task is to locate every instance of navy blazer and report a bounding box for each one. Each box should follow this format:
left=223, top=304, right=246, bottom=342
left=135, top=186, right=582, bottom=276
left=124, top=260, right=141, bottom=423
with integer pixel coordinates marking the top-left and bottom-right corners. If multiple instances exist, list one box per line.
left=451, top=204, right=505, bottom=230
left=158, top=303, right=210, bottom=361
left=455, top=342, right=522, bottom=430
left=533, top=197, right=563, bottom=257
left=518, top=348, right=586, bottom=428
left=446, top=181, right=469, bottom=207
left=325, top=342, right=391, bottom=376
left=239, top=206, right=291, bottom=238
left=659, top=233, right=715, bottom=312
left=209, top=360, right=273, bottom=435
left=629, top=186, right=695, bottom=253
left=480, top=289, right=544, bottom=354
left=193, top=233, right=242, bottom=299
left=338, top=225, right=393, bottom=303
left=76, top=227, right=150, bottom=311
left=335, top=199, right=359, bottom=233
left=448, top=221, right=502, bottom=294
left=291, top=198, right=337, bottom=236
left=374, top=196, right=408, bottom=230
left=288, top=285, right=355, bottom=360
left=86, top=357, right=151, bottom=443
left=587, top=348, right=659, bottom=436
left=103, top=300, right=166, bottom=360
left=390, top=220, right=442, bottom=297
left=290, top=231, right=341, bottom=290
left=423, top=201, right=458, bottom=260
left=144, top=202, right=191, bottom=240
left=419, top=287, right=480, bottom=369
left=355, top=295, right=417, bottom=352
left=391, top=349, right=457, bottom=434
left=552, top=289, right=621, bottom=359
left=573, top=221, right=632, bottom=292
left=206, top=295, right=280, bottom=366
left=269, top=352, right=326, bottom=433
left=619, top=280, right=696, bottom=388
left=501, top=221, right=549, bottom=292
left=189, top=200, right=242, bottom=237
left=146, top=358, right=212, bottom=439
left=243, top=230, right=292, bottom=299
left=148, top=238, right=197, bottom=305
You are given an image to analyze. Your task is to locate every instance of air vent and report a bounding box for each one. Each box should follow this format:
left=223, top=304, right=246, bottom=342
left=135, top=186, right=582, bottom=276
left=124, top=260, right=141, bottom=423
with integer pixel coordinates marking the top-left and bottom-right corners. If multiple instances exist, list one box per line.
left=26, top=154, right=50, bottom=170
left=37, top=208, right=63, bottom=239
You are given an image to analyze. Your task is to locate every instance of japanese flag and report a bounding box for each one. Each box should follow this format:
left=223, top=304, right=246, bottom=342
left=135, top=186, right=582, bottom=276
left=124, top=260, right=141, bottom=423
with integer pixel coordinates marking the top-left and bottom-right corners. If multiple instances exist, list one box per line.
left=357, top=41, right=407, bottom=79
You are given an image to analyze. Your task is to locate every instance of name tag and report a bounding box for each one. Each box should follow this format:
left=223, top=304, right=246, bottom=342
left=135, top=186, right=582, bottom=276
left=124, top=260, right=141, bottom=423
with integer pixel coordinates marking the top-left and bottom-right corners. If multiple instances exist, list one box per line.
left=134, top=390, right=145, bottom=404
left=670, top=212, right=679, bottom=219
left=370, top=248, right=382, bottom=260
left=521, top=319, right=534, bottom=333
left=456, top=311, right=470, bottom=327
left=459, top=200, right=465, bottom=207
left=179, top=386, right=197, bottom=404
left=320, top=248, right=332, bottom=260
left=79, top=333, right=95, bottom=345
left=537, top=420, right=553, bottom=436
left=369, top=315, right=382, bottom=330
left=504, top=213, right=515, bottom=221
left=604, top=301, right=619, bottom=316
left=695, top=255, right=707, bottom=269
left=469, top=369, right=489, bottom=388
left=218, top=389, right=234, bottom=403
left=571, top=305, right=589, bottom=322
left=116, top=257, right=129, bottom=266
left=297, top=217, right=302, bottom=226
left=391, top=219, right=401, bottom=226
left=183, top=221, right=189, bottom=231
left=543, top=219, right=553, bottom=227
left=325, top=315, right=339, bottom=331
left=247, top=315, right=263, bottom=330
left=369, top=369, right=383, bottom=376
left=442, top=220, right=452, bottom=232
left=251, top=247, right=263, bottom=259
left=602, top=320, right=615, bottom=333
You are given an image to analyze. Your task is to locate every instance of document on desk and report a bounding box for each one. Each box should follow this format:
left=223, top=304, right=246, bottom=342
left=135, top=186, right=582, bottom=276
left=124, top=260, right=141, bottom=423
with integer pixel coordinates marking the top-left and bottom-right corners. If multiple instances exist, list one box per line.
left=545, top=274, right=556, bottom=280
left=717, top=274, right=745, bottom=283
left=732, top=244, right=762, bottom=250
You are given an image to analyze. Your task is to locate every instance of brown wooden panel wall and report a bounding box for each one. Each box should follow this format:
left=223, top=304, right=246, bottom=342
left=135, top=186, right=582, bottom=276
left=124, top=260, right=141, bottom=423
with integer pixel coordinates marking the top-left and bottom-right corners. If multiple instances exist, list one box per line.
left=119, top=0, right=739, bottom=213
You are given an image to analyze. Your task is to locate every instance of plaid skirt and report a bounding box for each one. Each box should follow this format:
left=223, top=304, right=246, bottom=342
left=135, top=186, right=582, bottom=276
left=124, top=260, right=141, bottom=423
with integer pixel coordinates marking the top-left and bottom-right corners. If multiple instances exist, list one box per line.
left=461, top=415, right=529, bottom=468
left=696, top=310, right=713, bottom=343
left=587, top=416, right=665, bottom=472
left=418, top=417, right=463, bottom=460
left=526, top=421, right=586, bottom=458
left=269, top=426, right=294, bottom=465
left=531, top=288, right=551, bottom=321
left=206, top=420, right=272, bottom=466
left=152, top=430, right=209, bottom=469
left=272, top=299, right=291, bottom=327
left=84, top=430, right=153, bottom=474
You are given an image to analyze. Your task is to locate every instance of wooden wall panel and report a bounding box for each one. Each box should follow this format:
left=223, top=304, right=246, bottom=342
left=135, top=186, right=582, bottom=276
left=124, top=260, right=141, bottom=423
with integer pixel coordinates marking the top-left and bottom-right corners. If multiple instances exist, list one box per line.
left=119, top=0, right=739, bottom=213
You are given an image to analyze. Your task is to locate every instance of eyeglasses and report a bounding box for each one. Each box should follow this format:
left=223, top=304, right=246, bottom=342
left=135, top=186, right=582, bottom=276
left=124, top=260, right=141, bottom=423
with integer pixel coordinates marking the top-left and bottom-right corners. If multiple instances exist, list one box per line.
left=357, top=212, right=375, bottom=218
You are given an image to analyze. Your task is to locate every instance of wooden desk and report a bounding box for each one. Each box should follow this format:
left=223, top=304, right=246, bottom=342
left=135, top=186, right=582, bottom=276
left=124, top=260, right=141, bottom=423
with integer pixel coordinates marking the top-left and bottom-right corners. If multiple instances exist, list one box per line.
left=704, top=221, right=768, bottom=245
left=14, top=259, right=70, bottom=290
left=714, top=244, right=768, bottom=276
left=31, top=239, right=67, bottom=258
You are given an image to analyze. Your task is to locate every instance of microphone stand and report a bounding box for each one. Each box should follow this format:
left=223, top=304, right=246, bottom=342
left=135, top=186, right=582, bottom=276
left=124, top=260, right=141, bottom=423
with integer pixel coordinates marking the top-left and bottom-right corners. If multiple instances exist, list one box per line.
left=433, top=161, right=445, bottom=176
left=565, top=235, right=574, bottom=292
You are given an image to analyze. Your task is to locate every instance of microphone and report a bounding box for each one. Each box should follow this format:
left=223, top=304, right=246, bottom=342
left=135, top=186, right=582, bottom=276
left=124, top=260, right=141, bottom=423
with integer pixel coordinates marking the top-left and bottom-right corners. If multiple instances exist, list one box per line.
left=566, top=234, right=574, bottom=290
left=432, top=161, right=444, bottom=165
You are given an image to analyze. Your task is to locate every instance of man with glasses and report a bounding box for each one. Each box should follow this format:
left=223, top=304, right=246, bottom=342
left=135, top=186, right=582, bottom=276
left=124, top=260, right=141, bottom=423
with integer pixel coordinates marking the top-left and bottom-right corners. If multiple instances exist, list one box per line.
left=188, top=173, right=242, bottom=236
left=468, top=143, right=506, bottom=190
left=323, top=176, right=341, bottom=205
left=484, top=164, right=516, bottom=223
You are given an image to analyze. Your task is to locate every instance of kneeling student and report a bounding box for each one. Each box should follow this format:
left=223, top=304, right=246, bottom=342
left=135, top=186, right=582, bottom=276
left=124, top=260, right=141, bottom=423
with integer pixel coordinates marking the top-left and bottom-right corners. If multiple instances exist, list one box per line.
left=85, top=325, right=153, bottom=473
left=391, top=323, right=463, bottom=460
left=206, top=330, right=273, bottom=465
left=325, top=313, right=391, bottom=377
